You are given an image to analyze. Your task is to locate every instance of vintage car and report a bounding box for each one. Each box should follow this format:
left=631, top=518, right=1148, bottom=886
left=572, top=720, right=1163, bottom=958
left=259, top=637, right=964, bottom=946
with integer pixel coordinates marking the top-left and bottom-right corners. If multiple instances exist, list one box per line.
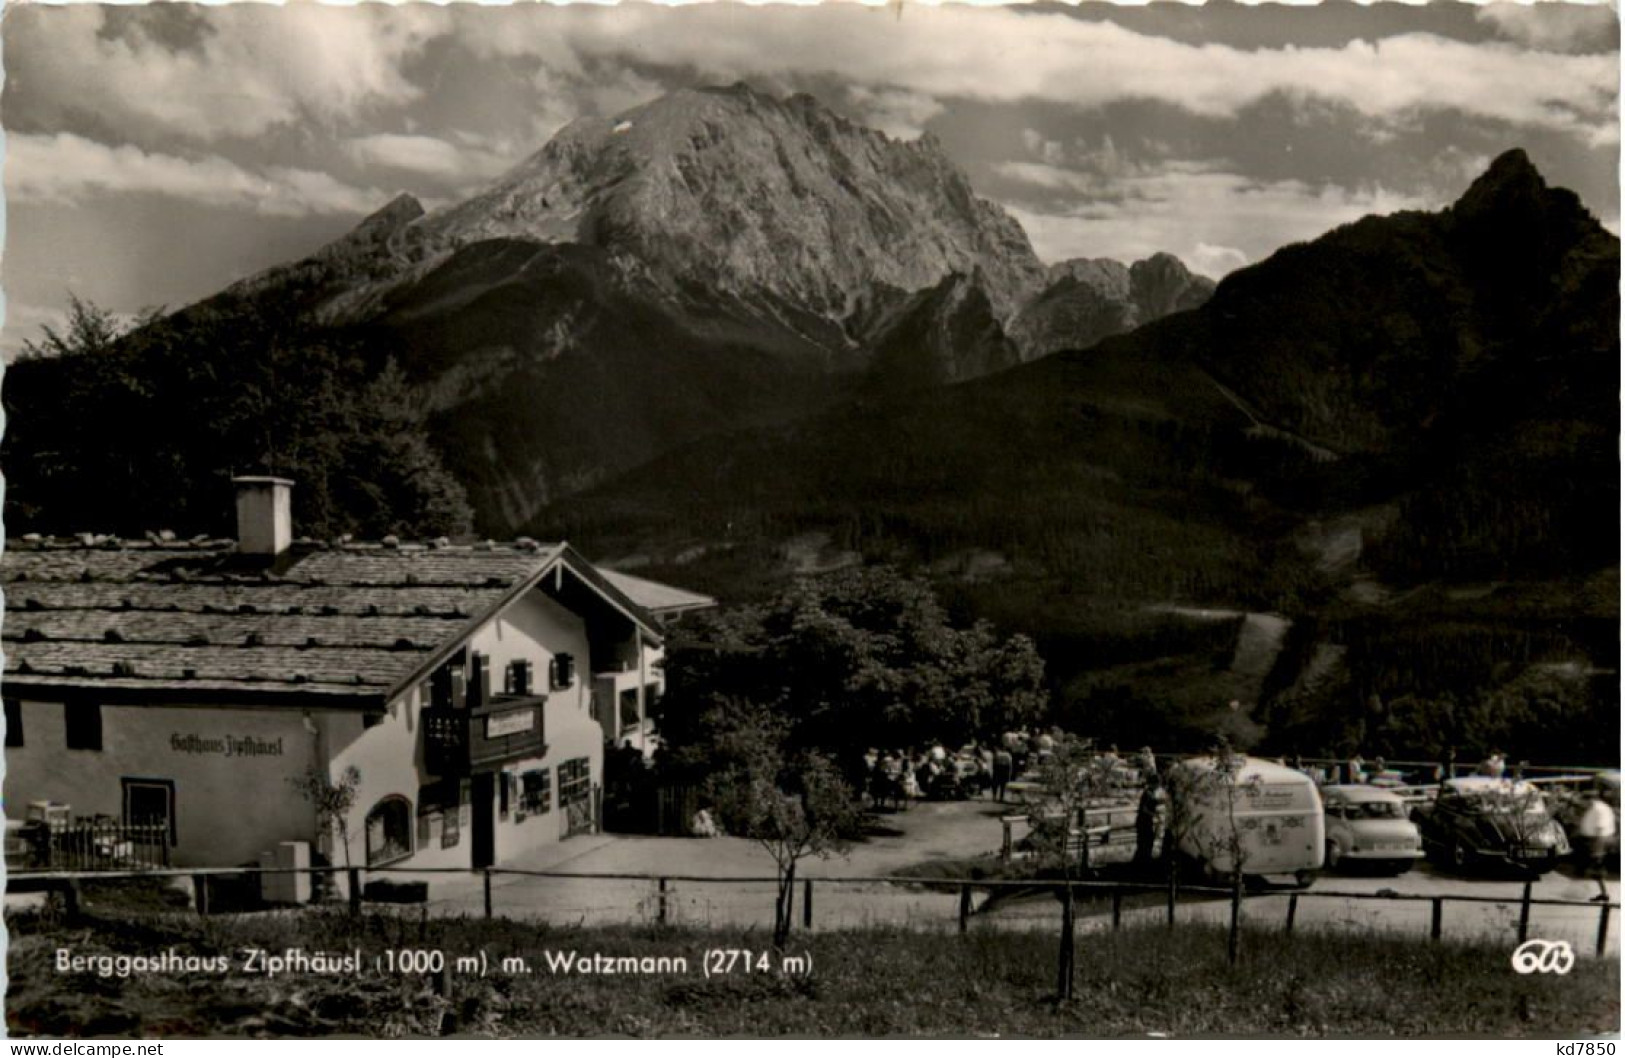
left=1412, top=777, right=1570, bottom=875
left=1320, top=785, right=1424, bottom=874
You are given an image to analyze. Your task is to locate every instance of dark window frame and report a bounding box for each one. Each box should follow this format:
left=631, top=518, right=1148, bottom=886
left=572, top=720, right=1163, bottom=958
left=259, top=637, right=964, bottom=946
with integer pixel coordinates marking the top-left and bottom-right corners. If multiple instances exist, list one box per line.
left=121, top=777, right=177, bottom=845
left=520, top=768, right=552, bottom=814
left=559, top=757, right=592, bottom=808
left=65, top=701, right=102, bottom=752
left=5, top=698, right=22, bottom=748
left=365, top=795, right=414, bottom=867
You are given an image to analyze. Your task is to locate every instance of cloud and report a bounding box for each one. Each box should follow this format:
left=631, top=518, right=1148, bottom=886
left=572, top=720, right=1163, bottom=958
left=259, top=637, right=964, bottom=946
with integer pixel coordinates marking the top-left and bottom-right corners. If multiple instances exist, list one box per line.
left=442, top=6, right=1617, bottom=145
left=345, top=133, right=514, bottom=183
left=6, top=5, right=448, bottom=142
left=1476, top=3, right=1618, bottom=54
left=11, top=5, right=1615, bottom=154
left=7, top=134, right=393, bottom=219
left=1189, top=244, right=1251, bottom=279
left=844, top=86, right=945, bottom=140
left=1002, top=161, right=1431, bottom=275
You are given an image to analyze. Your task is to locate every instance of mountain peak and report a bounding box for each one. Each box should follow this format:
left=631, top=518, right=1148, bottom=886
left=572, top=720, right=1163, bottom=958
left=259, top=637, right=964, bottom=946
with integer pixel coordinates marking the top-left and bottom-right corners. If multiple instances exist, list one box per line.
left=1454, top=148, right=1549, bottom=219
left=415, top=83, right=1046, bottom=320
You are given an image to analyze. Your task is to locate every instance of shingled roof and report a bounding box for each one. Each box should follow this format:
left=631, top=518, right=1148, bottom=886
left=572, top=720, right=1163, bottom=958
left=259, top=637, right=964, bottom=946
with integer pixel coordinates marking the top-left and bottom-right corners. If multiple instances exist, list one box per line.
left=2, top=536, right=667, bottom=709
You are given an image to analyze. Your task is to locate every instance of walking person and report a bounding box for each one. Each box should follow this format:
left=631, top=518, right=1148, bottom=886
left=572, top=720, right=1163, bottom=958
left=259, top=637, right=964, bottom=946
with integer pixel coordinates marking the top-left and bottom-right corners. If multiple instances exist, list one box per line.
left=1577, top=782, right=1617, bottom=902
left=992, top=746, right=1014, bottom=803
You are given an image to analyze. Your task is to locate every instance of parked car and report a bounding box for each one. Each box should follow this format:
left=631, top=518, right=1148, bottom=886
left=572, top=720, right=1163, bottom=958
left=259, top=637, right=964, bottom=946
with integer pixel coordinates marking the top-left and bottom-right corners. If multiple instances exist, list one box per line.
left=1413, top=777, right=1570, bottom=875
left=1320, top=785, right=1424, bottom=874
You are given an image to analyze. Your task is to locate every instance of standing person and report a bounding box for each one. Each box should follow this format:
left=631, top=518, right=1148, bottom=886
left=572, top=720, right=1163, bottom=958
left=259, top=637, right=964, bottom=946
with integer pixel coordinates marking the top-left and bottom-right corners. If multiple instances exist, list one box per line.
left=1134, top=771, right=1161, bottom=869
left=1577, top=784, right=1617, bottom=902
left=992, top=745, right=1014, bottom=803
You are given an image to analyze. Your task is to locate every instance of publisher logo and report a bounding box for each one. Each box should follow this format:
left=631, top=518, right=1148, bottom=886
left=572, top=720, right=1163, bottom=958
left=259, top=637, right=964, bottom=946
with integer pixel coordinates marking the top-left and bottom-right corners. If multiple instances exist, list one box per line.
left=1511, top=939, right=1575, bottom=975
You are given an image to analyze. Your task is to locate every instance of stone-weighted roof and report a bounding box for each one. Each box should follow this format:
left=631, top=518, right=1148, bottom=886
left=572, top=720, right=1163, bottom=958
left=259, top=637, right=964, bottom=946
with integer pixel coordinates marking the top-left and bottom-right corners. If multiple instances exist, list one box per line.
left=2, top=536, right=665, bottom=708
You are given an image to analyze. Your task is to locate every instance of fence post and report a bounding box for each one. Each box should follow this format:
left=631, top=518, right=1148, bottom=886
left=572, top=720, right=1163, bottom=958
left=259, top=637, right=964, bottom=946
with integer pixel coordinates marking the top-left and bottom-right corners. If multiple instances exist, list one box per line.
left=1111, top=889, right=1123, bottom=931
left=657, top=877, right=668, bottom=926
left=958, top=884, right=972, bottom=934
left=1227, top=875, right=1243, bottom=967
left=1517, top=881, right=1533, bottom=944
left=482, top=869, right=493, bottom=920
left=192, top=874, right=209, bottom=916
left=1430, top=898, right=1443, bottom=941
left=1002, top=819, right=1013, bottom=863
left=347, top=867, right=362, bottom=917
left=62, top=879, right=82, bottom=923
left=1285, top=893, right=1299, bottom=934
left=802, top=878, right=813, bottom=930
left=1597, top=903, right=1612, bottom=958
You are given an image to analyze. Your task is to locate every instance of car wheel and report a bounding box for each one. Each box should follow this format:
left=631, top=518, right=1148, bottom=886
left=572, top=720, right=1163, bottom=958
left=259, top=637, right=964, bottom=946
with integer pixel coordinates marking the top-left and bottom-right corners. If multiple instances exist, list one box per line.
left=1294, top=869, right=1317, bottom=889
left=1391, top=860, right=1414, bottom=876
left=1451, top=839, right=1470, bottom=872
left=1325, top=840, right=1342, bottom=870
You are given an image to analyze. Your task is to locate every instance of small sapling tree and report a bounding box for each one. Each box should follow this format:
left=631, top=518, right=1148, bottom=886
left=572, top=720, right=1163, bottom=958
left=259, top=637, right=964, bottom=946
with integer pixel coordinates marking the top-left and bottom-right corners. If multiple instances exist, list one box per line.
left=289, top=765, right=362, bottom=873
left=1025, top=734, right=1117, bottom=1000
left=703, top=701, right=865, bottom=947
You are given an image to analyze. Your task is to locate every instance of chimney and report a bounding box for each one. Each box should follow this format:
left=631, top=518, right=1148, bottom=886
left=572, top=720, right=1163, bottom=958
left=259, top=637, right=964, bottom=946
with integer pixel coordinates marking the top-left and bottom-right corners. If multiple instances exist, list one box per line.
left=232, top=476, right=294, bottom=557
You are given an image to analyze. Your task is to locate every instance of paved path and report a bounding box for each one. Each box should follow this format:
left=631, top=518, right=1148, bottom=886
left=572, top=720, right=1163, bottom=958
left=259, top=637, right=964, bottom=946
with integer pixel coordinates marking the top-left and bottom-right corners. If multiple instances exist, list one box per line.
left=408, top=801, right=1618, bottom=957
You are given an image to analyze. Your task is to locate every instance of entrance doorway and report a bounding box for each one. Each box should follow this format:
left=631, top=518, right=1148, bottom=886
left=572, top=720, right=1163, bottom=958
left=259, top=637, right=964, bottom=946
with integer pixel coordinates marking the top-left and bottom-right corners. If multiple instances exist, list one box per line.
left=471, top=772, right=496, bottom=869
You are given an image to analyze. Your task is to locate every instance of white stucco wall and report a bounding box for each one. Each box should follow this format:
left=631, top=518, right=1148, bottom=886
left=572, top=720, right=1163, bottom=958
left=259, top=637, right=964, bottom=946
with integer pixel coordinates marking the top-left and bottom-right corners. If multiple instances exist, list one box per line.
left=3, top=699, right=321, bottom=867
left=326, top=585, right=609, bottom=872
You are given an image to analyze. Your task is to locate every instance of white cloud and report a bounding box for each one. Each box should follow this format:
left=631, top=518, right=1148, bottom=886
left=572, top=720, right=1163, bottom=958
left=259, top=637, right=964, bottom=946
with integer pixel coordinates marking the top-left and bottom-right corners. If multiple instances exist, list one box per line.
left=1003, top=162, right=1431, bottom=275
left=844, top=86, right=945, bottom=140
left=345, top=133, right=514, bottom=183
left=447, top=5, right=1617, bottom=144
left=1476, top=3, right=1618, bottom=54
left=8, top=5, right=449, bottom=142
left=1189, top=244, right=1251, bottom=279
left=7, top=133, right=393, bottom=219
left=12, top=5, right=1615, bottom=153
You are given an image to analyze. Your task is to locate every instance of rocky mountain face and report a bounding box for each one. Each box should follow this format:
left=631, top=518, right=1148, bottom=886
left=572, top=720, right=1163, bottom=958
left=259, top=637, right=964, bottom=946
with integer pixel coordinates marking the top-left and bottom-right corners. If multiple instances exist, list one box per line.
left=410, top=84, right=1049, bottom=324
left=191, top=85, right=1210, bottom=530
left=542, top=149, right=1618, bottom=759
left=1009, top=253, right=1215, bottom=358
left=10, top=84, right=1212, bottom=538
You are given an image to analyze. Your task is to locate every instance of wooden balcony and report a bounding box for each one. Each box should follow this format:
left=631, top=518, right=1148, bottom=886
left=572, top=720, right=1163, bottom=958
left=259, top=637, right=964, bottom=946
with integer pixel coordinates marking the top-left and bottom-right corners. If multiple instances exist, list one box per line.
left=423, top=695, right=547, bottom=776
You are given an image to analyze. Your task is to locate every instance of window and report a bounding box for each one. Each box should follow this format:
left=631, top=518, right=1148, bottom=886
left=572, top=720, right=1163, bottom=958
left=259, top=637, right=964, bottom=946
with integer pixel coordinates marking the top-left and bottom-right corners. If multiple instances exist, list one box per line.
left=417, top=782, right=461, bottom=849
left=619, top=689, right=640, bottom=729
left=559, top=757, right=592, bottom=808
left=65, top=702, right=102, bottom=751
left=365, top=796, right=413, bottom=866
left=5, top=699, right=21, bottom=748
left=122, top=778, right=176, bottom=845
left=521, top=769, right=552, bottom=814
left=551, top=653, right=576, bottom=690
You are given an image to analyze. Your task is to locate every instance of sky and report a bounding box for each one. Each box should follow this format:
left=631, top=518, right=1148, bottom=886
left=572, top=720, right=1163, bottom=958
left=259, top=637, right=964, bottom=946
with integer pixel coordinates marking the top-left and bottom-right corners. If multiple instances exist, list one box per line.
left=1, top=1, right=1618, bottom=356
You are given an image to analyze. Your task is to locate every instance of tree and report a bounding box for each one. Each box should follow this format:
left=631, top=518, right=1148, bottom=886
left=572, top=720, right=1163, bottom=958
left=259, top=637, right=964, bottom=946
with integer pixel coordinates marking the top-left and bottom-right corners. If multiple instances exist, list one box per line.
left=657, top=566, right=1047, bottom=776
left=288, top=765, right=362, bottom=872
left=1163, top=739, right=1255, bottom=965
left=1023, top=734, right=1118, bottom=1000
left=5, top=293, right=475, bottom=539
left=699, top=699, right=865, bottom=948
left=18, top=294, right=161, bottom=361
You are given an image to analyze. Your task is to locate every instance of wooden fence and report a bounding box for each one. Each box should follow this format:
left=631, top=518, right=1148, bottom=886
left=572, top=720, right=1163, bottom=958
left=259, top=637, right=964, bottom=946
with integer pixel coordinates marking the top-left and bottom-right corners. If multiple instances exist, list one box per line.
left=8, top=863, right=1616, bottom=958
left=6, top=822, right=171, bottom=872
